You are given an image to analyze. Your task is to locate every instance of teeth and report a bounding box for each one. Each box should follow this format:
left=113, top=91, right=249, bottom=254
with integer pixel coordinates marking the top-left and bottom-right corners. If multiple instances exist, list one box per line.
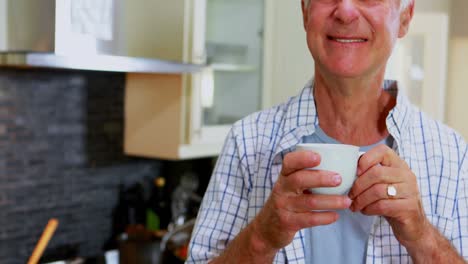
left=335, top=38, right=366, bottom=43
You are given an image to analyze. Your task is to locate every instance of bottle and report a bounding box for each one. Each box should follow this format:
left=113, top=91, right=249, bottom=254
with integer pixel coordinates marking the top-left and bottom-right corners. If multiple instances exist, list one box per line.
left=146, top=177, right=171, bottom=231
left=171, top=172, right=199, bottom=226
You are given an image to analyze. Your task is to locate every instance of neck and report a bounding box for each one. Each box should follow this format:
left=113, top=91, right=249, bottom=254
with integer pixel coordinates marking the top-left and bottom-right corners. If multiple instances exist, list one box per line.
left=314, top=71, right=396, bottom=146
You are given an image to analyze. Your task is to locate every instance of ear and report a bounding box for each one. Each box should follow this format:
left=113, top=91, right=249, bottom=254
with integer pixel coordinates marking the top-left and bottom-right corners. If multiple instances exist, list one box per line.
left=301, top=0, right=308, bottom=30
left=398, top=1, right=414, bottom=38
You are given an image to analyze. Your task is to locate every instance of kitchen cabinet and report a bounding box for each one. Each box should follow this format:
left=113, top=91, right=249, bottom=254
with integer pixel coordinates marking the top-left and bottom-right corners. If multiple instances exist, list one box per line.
left=385, top=12, right=449, bottom=121
left=124, top=0, right=265, bottom=159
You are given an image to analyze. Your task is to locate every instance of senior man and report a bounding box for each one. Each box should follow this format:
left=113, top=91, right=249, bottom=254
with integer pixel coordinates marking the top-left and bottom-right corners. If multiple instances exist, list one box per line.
left=187, top=0, right=467, bottom=263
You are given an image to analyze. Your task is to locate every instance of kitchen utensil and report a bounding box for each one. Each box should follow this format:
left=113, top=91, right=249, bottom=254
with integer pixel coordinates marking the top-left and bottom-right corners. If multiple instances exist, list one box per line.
left=27, top=218, right=59, bottom=264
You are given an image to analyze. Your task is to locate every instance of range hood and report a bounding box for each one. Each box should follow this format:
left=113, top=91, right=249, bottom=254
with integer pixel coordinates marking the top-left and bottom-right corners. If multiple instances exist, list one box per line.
left=0, top=0, right=202, bottom=73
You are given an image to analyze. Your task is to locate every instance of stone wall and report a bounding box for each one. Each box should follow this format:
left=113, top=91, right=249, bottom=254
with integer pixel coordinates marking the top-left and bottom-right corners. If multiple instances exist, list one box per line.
left=0, top=68, right=212, bottom=263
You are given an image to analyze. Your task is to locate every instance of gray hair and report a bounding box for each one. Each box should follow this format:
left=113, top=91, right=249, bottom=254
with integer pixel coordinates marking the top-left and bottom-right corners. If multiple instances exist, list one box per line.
left=303, top=0, right=412, bottom=11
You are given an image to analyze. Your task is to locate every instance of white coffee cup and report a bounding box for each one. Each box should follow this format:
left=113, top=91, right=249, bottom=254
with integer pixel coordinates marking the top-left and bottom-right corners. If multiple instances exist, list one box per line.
left=296, top=143, right=363, bottom=195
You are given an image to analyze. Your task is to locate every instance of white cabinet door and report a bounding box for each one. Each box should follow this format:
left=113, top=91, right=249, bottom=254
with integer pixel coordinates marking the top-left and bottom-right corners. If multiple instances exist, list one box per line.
left=386, top=13, right=449, bottom=121
left=263, top=1, right=315, bottom=108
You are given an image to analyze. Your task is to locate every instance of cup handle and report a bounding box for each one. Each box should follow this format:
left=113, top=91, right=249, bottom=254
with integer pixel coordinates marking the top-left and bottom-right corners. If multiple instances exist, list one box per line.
left=355, top=152, right=366, bottom=177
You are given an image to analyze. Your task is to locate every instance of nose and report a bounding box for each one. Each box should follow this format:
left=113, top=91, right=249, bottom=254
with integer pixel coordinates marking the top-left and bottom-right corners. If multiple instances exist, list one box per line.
left=333, top=0, right=360, bottom=24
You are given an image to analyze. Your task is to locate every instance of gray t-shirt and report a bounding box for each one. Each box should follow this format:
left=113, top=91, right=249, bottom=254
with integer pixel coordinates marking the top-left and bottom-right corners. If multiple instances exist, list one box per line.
left=303, top=126, right=393, bottom=264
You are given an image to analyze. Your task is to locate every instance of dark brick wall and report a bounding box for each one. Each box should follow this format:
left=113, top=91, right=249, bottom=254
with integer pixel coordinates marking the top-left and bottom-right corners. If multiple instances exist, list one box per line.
left=0, top=68, right=168, bottom=263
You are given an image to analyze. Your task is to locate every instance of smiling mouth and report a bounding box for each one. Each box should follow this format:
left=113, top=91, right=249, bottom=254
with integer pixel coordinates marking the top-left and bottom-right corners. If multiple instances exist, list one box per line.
left=328, top=36, right=368, bottom=43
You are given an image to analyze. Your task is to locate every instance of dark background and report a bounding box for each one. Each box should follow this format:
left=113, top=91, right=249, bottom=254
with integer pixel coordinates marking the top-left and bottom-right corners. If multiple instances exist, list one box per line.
left=0, top=68, right=213, bottom=263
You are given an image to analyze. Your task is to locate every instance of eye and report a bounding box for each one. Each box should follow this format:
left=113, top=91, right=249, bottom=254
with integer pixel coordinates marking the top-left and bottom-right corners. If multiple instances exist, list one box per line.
left=314, top=0, right=336, bottom=3
left=359, top=0, right=386, bottom=5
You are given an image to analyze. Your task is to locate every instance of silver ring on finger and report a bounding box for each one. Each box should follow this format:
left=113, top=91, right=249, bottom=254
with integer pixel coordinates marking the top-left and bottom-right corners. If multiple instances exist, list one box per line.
left=387, top=184, right=397, bottom=198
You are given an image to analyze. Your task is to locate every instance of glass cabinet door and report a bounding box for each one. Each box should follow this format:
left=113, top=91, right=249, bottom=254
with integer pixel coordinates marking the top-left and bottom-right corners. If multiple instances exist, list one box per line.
left=189, top=0, right=265, bottom=145
left=200, top=0, right=265, bottom=126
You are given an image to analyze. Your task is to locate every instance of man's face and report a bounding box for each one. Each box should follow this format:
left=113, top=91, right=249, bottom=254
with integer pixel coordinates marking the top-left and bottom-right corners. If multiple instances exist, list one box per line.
left=302, top=0, right=413, bottom=79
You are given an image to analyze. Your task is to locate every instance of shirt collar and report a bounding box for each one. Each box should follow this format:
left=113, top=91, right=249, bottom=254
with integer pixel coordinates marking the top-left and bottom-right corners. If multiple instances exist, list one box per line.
left=282, top=78, right=319, bottom=136
left=274, top=79, right=414, bottom=159
left=384, top=80, right=414, bottom=146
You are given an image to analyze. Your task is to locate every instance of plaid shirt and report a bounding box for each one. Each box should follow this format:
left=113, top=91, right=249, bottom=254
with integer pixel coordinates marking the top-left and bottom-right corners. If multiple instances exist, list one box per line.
left=187, top=80, right=468, bottom=263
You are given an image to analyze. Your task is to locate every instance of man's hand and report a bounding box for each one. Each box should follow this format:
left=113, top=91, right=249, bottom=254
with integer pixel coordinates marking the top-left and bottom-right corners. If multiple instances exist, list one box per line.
left=251, top=150, right=352, bottom=251
left=348, top=144, right=466, bottom=263
left=209, top=150, right=353, bottom=264
left=348, top=144, right=429, bottom=247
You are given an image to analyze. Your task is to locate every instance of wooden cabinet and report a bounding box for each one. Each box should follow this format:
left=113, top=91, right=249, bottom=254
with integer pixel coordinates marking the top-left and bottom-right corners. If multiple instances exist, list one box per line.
left=125, top=0, right=266, bottom=159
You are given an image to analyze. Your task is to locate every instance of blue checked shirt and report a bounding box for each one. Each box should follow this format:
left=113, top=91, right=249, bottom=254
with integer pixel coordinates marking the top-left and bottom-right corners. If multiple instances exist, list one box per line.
left=187, top=80, right=468, bottom=263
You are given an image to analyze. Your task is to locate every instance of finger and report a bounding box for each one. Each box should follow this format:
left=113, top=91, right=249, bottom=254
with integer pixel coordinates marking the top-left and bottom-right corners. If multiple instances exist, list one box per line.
left=348, top=166, right=408, bottom=199
left=294, top=211, right=340, bottom=229
left=288, top=194, right=352, bottom=212
left=281, top=170, right=342, bottom=193
left=350, top=182, right=410, bottom=212
left=358, top=144, right=408, bottom=175
left=281, top=151, right=321, bottom=176
left=360, top=199, right=419, bottom=218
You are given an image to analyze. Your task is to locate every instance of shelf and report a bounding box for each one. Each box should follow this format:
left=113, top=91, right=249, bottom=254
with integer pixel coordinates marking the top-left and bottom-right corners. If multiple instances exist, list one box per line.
left=0, top=52, right=204, bottom=74
left=210, top=63, right=257, bottom=72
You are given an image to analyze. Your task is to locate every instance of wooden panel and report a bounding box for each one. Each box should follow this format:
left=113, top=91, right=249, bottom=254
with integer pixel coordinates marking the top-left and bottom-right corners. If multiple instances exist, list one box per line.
left=124, top=73, right=184, bottom=159
left=450, top=0, right=468, bottom=37
left=123, top=0, right=189, bottom=62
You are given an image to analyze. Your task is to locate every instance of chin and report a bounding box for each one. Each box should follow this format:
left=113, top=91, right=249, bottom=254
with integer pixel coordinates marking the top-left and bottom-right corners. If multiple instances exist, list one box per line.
left=316, top=59, right=371, bottom=79
left=325, top=66, right=369, bottom=79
